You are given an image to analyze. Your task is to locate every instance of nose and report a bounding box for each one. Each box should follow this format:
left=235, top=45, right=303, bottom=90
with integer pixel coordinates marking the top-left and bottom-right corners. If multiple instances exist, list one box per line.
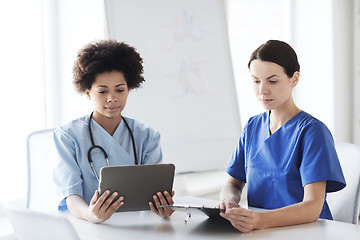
left=107, top=93, right=118, bottom=102
left=259, top=82, right=269, bottom=95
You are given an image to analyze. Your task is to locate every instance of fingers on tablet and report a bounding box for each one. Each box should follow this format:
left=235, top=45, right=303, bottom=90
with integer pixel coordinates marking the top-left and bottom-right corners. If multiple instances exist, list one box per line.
left=150, top=192, right=174, bottom=217
left=163, top=191, right=174, bottom=205
left=149, top=201, right=157, bottom=213
left=111, top=195, right=124, bottom=211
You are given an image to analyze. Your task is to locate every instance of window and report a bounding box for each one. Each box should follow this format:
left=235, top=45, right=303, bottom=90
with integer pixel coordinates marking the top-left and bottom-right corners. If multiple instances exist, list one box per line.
left=0, top=0, right=106, bottom=203
left=0, top=0, right=46, bottom=202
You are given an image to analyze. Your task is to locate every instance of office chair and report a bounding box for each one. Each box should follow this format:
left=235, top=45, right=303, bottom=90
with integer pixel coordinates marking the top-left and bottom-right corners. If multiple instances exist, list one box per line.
left=26, top=128, right=58, bottom=213
left=327, top=142, right=360, bottom=224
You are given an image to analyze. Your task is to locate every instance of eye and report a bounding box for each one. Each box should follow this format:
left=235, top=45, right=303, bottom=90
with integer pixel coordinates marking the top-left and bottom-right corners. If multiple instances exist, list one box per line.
left=98, top=90, right=107, bottom=94
left=269, top=80, right=278, bottom=84
left=253, top=80, right=260, bottom=84
left=116, top=89, right=125, bottom=93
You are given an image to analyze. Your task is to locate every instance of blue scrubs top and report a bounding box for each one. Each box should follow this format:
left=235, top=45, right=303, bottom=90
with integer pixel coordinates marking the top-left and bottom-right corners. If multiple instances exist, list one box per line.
left=226, top=111, right=346, bottom=220
left=53, top=114, right=163, bottom=211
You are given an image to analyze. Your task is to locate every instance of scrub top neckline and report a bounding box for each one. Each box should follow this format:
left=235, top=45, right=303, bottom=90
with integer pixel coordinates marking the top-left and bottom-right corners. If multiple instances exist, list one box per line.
left=266, top=110, right=304, bottom=138
left=88, top=115, right=133, bottom=162
left=89, top=114, right=125, bottom=140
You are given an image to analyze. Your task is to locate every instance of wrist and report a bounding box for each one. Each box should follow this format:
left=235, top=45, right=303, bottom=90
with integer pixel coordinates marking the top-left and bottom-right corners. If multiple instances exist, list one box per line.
left=221, top=199, right=240, bottom=210
left=222, top=197, right=239, bottom=205
left=256, top=211, right=270, bottom=229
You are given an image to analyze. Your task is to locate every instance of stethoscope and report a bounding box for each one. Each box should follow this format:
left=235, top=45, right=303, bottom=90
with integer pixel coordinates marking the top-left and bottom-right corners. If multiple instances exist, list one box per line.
left=87, top=112, right=138, bottom=181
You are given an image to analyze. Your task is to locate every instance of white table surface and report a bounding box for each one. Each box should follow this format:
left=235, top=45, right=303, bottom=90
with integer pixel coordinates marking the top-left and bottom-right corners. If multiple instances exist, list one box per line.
left=67, top=196, right=360, bottom=240
left=67, top=209, right=360, bottom=240
left=2, top=196, right=360, bottom=240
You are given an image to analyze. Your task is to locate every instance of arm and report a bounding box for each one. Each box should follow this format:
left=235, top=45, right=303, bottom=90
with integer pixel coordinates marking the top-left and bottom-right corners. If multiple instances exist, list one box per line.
left=66, top=190, right=124, bottom=224
left=220, top=176, right=246, bottom=209
left=220, top=181, right=326, bottom=233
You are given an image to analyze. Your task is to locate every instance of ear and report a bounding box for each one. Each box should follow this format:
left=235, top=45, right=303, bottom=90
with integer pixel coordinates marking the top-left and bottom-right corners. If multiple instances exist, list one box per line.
left=291, top=71, right=300, bottom=88
left=85, top=90, right=91, bottom=100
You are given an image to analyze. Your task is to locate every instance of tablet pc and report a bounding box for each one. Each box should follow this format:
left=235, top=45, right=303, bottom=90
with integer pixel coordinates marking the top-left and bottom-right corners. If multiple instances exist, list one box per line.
left=161, top=205, right=224, bottom=218
left=99, top=164, right=175, bottom=212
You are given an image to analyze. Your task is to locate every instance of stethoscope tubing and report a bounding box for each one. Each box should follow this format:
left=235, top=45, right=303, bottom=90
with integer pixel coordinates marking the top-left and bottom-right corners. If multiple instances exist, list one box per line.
left=87, top=112, right=138, bottom=181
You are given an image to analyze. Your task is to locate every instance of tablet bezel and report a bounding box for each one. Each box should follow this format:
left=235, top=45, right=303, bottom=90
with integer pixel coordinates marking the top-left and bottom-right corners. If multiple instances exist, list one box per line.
left=99, top=164, right=175, bottom=212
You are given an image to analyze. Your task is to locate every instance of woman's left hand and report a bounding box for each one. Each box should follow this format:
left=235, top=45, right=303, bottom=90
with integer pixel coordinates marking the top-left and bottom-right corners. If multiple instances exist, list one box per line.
left=149, top=190, right=175, bottom=218
left=220, top=207, right=262, bottom=233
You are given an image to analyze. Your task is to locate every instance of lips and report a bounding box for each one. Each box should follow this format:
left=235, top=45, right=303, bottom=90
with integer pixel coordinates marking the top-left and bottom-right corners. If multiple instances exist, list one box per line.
left=261, top=99, right=273, bottom=104
left=105, top=106, right=121, bottom=112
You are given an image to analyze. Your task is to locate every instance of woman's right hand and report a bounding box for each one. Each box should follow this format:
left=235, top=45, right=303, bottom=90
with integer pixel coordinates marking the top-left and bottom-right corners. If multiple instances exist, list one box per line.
left=87, top=190, right=124, bottom=223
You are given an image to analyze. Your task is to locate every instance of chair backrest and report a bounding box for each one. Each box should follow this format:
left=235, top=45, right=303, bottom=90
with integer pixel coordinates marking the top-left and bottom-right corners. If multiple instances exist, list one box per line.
left=327, top=142, right=360, bottom=224
left=26, top=128, right=58, bottom=213
left=5, top=203, right=80, bottom=240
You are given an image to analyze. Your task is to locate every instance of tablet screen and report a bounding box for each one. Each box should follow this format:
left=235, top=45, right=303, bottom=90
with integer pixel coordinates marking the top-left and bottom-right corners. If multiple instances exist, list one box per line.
left=99, top=164, right=175, bottom=212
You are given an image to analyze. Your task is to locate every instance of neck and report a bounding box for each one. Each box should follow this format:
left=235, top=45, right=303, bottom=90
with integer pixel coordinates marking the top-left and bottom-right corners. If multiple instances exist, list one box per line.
left=269, top=98, right=300, bottom=134
left=92, top=112, right=122, bottom=136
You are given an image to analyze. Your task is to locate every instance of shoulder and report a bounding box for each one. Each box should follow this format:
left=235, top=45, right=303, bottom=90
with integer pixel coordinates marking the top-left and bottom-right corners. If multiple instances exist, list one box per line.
left=123, top=116, right=160, bottom=140
left=54, top=115, right=89, bottom=139
left=292, top=111, right=335, bottom=146
left=244, top=111, right=268, bottom=131
left=294, top=111, right=332, bottom=135
left=248, top=111, right=267, bottom=124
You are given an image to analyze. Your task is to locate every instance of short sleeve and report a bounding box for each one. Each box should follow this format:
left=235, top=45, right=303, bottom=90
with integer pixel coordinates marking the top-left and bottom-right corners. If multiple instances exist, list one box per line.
left=53, top=128, right=84, bottom=211
left=225, top=123, right=248, bottom=183
left=142, top=129, right=163, bottom=165
left=300, top=122, right=346, bottom=192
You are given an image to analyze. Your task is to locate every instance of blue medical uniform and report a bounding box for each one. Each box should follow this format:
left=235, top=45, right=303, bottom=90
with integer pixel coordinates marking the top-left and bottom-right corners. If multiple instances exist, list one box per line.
left=53, top=114, right=162, bottom=211
left=226, top=111, right=346, bottom=220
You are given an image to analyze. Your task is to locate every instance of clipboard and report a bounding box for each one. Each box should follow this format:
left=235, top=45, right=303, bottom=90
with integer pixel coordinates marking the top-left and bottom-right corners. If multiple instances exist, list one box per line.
left=99, top=164, right=175, bottom=212
left=161, top=204, right=224, bottom=218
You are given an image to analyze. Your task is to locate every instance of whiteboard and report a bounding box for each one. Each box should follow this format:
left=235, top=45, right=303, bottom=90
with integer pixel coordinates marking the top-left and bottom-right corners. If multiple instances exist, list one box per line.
left=105, top=0, right=241, bottom=173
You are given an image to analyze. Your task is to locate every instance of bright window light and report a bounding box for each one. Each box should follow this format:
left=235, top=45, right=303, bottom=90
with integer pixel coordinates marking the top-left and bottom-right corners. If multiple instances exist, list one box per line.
left=0, top=0, right=46, bottom=202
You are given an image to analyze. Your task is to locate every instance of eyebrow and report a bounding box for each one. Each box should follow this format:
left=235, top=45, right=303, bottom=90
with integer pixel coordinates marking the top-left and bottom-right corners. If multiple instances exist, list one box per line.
left=251, top=75, right=280, bottom=80
left=266, top=75, right=280, bottom=80
left=96, top=83, right=126, bottom=88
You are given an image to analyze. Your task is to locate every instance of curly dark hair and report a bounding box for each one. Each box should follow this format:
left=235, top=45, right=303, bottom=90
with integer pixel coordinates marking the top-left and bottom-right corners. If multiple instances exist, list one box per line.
left=72, top=39, right=145, bottom=93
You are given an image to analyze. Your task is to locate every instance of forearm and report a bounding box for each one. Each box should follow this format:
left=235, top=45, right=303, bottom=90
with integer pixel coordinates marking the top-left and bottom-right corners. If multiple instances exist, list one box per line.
left=66, top=195, right=90, bottom=221
left=220, top=180, right=245, bottom=205
left=221, top=181, right=326, bottom=233
left=257, top=181, right=327, bottom=229
left=258, top=199, right=323, bottom=229
left=220, top=183, right=241, bottom=203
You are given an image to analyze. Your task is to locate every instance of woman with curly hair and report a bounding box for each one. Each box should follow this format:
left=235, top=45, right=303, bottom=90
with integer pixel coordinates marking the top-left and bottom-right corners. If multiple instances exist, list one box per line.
left=53, top=40, right=174, bottom=223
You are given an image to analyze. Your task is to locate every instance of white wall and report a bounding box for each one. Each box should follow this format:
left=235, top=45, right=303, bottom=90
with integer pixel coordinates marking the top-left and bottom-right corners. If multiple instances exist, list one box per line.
left=332, top=0, right=354, bottom=143
left=354, top=0, right=360, bottom=144
left=288, top=0, right=355, bottom=143
left=291, top=0, right=334, bottom=133
left=226, top=0, right=288, bottom=125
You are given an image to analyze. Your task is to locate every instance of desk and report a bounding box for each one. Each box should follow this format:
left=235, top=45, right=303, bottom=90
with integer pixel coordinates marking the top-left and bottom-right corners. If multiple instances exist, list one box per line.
left=68, top=210, right=360, bottom=240
left=2, top=197, right=360, bottom=240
